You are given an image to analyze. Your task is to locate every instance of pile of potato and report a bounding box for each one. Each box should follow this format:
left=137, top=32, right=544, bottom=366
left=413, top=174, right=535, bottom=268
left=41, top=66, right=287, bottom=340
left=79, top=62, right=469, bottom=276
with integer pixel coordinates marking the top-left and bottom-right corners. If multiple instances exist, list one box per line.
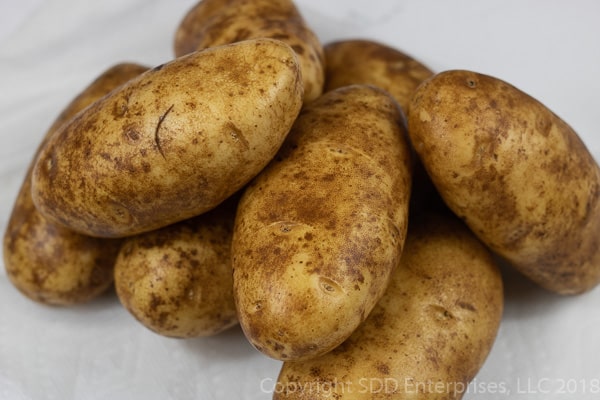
left=3, top=0, right=600, bottom=398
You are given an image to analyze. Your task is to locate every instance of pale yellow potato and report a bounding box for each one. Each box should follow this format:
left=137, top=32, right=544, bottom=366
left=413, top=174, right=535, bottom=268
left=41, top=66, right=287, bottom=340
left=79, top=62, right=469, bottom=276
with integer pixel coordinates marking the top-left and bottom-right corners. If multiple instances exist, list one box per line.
left=274, top=212, right=503, bottom=400
left=31, top=39, right=303, bottom=238
left=232, top=85, right=412, bottom=361
left=114, top=196, right=238, bottom=338
left=3, top=63, right=147, bottom=305
left=324, top=39, right=434, bottom=114
left=408, top=69, right=600, bottom=295
left=174, top=0, right=325, bottom=102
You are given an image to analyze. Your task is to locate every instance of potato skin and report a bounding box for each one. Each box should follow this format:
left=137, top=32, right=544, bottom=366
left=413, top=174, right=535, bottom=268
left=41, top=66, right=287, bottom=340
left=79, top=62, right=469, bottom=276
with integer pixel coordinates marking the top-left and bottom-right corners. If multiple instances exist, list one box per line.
left=324, top=39, right=433, bottom=113
left=232, top=85, right=412, bottom=361
left=31, top=39, right=303, bottom=238
left=274, top=212, right=503, bottom=400
left=2, top=63, right=147, bottom=305
left=114, top=196, right=238, bottom=338
left=174, top=0, right=324, bottom=102
left=408, top=69, right=600, bottom=294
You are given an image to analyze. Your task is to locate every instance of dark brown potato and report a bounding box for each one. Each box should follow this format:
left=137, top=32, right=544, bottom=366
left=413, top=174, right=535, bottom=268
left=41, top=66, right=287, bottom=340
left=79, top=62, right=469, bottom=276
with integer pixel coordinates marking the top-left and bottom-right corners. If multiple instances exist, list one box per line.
left=114, top=196, right=238, bottom=338
left=274, top=212, right=504, bottom=399
left=3, top=63, right=147, bottom=305
left=174, top=0, right=325, bottom=102
left=408, top=69, right=600, bottom=294
left=232, top=85, right=412, bottom=361
left=324, top=39, right=434, bottom=114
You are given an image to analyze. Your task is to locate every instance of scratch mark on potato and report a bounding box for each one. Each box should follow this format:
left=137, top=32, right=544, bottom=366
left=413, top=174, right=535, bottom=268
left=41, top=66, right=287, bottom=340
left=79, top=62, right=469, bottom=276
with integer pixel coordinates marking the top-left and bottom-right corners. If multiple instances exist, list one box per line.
left=225, top=121, right=249, bottom=150
left=155, top=104, right=174, bottom=158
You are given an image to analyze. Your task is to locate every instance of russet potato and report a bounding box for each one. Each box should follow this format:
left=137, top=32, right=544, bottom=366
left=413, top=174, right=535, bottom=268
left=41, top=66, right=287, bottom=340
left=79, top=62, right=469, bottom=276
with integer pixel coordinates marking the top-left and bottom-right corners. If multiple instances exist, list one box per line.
left=408, top=69, right=600, bottom=294
left=274, top=212, right=504, bottom=399
left=324, top=39, right=433, bottom=114
left=114, top=196, right=238, bottom=338
left=174, top=0, right=325, bottom=102
left=3, top=63, right=147, bottom=305
left=232, top=85, right=412, bottom=361
left=31, top=38, right=303, bottom=238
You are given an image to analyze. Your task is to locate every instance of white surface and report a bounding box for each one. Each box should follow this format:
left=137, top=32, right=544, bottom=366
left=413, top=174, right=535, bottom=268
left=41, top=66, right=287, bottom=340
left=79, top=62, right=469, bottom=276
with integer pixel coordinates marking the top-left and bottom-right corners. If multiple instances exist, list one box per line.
left=1, top=0, right=600, bottom=399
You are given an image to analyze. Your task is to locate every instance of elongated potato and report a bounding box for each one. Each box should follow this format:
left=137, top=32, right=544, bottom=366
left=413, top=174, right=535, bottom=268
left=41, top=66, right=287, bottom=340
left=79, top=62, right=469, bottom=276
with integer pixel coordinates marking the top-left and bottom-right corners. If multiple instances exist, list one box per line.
left=174, top=0, right=324, bottom=102
left=274, top=212, right=503, bottom=400
left=324, top=39, right=433, bottom=113
left=408, top=69, right=600, bottom=294
left=232, top=85, right=412, bottom=361
left=114, top=195, right=238, bottom=338
left=3, top=63, right=147, bottom=305
left=31, top=39, right=303, bottom=238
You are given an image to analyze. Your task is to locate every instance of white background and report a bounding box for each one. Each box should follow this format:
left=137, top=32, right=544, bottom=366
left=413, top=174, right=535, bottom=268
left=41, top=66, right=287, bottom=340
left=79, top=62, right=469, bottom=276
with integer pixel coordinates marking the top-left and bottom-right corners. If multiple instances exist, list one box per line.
left=1, top=0, right=599, bottom=399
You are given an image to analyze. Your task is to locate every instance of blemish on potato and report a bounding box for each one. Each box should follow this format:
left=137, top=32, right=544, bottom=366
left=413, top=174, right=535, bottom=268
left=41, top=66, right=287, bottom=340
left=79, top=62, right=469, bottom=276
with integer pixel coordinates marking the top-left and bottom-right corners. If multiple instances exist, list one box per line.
left=425, top=347, right=441, bottom=369
left=375, top=362, right=390, bottom=375
left=123, top=125, right=141, bottom=142
left=44, top=155, right=56, bottom=178
left=108, top=201, right=134, bottom=225
left=318, top=277, right=343, bottom=296
left=153, top=105, right=174, bottom=158
left=149, top=293, right=165, bottom=311
left=456, top=301, right=477, bottom=312
left=225, top=121, right=249, bottom=150
left=466, top=77, right=478, bottom=88
left=113, top=97, right=129, bottom=117
left=419, top=109, right=431, bottom=123
left=428, top=304, right=455, bottom=322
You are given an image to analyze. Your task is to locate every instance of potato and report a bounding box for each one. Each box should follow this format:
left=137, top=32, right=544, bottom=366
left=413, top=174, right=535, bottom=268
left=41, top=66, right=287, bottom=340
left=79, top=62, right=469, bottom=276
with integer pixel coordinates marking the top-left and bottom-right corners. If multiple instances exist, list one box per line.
left=232, top=85, right=413, bottom=361
left=274, top=212, right=503, bottom=400
left=31, top=38, right=303, bottom=238
left=114, top=195, right=238, bottom=338
left=324, top=39, right=434, bottom=113
left=174, top=0, right=324, bottom=102
left=408, top=69, right=600, bottom=295
left=3, top=63, right=147, bottom=305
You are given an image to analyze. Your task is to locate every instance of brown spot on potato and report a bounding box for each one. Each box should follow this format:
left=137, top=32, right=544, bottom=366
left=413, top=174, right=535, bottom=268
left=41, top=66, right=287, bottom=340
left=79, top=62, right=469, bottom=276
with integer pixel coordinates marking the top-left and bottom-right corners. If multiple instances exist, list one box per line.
left=376, top=362, right=390, bottom=375
left=124, top=126, right=141, bottom=142
left=149, top=293, right=165, bottom=311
